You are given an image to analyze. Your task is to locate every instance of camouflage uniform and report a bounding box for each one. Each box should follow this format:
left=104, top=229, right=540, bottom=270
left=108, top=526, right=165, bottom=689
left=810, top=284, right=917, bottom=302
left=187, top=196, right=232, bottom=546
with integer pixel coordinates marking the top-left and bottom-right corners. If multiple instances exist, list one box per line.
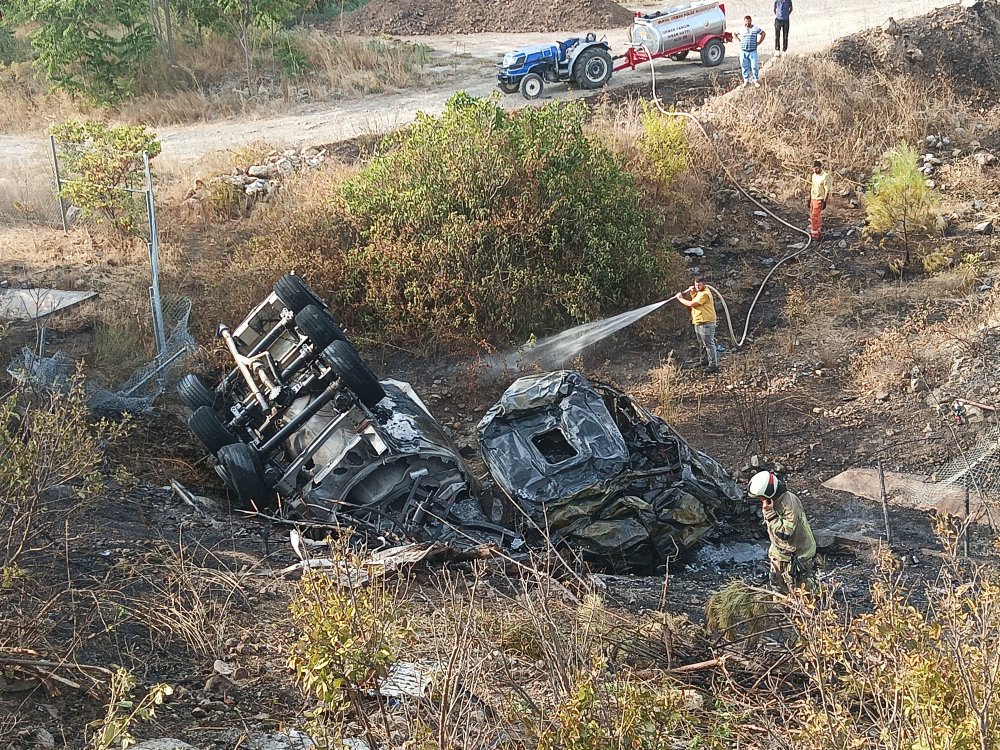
left=763, top=490, right=817, bottom=593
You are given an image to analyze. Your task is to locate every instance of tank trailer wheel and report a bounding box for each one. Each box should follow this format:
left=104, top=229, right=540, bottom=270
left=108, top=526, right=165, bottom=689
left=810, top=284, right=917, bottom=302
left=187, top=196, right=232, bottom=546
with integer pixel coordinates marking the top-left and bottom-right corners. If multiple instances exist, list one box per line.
left=669, top=51, right=690, bottom=62
left=575, top=47, right=613, bottom=89
left=700, top=38, right=725, bottom=67
left=520, top=73, right=544, bottom=99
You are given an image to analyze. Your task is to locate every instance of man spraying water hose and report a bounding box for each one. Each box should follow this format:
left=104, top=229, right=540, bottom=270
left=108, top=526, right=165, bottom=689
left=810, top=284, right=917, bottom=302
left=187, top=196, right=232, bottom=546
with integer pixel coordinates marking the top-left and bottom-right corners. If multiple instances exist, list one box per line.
left=674, top=278, right=719, bottom=373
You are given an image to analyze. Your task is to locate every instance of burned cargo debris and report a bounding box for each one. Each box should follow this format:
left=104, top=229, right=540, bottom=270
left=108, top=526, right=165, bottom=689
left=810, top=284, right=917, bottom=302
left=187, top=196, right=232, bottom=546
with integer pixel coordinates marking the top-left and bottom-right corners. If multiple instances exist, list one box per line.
left=477, top=371, right=742, bottom=570
left=179, top=277, right=741, bottom=570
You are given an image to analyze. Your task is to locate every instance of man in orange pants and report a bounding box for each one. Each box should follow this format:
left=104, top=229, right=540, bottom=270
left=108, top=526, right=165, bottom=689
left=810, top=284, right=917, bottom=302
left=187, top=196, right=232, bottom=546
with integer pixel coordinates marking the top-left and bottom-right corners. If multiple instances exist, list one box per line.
left=809, top=160, right=831, bottom=240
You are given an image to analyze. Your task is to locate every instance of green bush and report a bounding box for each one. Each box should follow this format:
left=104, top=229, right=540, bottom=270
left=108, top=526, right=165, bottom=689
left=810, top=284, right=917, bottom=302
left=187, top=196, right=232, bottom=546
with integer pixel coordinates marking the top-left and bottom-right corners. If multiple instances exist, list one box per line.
left=50, top=119, right=161, bottom=237
left=865, top=141, right=941, bottom=265
left=638, top=104, right=688, bottom=188
left=338, top=93, right=668, bottom=350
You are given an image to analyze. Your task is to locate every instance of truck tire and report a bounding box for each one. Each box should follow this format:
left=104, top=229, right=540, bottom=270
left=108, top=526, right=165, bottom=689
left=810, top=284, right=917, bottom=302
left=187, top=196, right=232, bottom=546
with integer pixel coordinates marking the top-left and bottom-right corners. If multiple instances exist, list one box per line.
left=189, top=406, right=237, bottom=455
left=669, top=51, right=689, bottom=61
left=218, top=443, right=271, bottom=510
left=498, top=81, right=520, bottom=94
left=275, top=274, right=324, bottom=314
left=700, top=38, right=725, bottom=67
left=177, top=373, right=217, bottom=411
left=295, top=305, right=344, bottom=349
left=320, top=339, right=386, bottom=408
left=575, top=47, right=613, bottom=89
left=520, top=73, right=544, bottom=100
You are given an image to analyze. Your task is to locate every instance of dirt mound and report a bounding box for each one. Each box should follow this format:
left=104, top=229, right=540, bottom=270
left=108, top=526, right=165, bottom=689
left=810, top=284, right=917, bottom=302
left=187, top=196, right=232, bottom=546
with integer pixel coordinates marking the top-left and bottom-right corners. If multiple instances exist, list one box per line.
left=339, top=0, right=635, bottom=35
left=830, top=0, right=1000, bottom=101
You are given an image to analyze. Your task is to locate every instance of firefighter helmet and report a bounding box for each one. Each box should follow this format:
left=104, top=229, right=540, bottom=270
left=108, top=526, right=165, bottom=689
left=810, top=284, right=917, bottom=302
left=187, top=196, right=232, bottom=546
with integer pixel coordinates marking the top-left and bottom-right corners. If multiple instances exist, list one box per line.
left=748, top=470, right=779, bottom=499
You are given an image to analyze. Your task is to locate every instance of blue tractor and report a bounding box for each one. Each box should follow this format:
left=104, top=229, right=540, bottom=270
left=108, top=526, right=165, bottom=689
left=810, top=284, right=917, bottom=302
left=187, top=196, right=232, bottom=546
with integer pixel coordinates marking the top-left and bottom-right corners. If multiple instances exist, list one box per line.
left=497, top=33, right=614, bottom=99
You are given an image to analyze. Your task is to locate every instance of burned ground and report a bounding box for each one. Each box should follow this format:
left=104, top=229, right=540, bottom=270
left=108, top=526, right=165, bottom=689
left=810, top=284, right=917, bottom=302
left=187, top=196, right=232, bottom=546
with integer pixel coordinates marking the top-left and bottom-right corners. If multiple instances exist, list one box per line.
left=4, top=5, right=1000, bottom=748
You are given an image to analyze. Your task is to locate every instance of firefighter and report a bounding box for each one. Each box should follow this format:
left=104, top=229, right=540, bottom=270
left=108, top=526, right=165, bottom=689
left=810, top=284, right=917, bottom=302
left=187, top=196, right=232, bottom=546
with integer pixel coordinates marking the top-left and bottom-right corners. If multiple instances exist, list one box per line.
left=747, top=471, right=817, bottom=593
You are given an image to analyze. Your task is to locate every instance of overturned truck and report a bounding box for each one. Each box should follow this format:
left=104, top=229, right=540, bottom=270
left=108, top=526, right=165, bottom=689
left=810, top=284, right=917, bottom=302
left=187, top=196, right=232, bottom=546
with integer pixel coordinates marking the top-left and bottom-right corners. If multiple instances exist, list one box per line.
left=179, top=275, right=741, bottom=571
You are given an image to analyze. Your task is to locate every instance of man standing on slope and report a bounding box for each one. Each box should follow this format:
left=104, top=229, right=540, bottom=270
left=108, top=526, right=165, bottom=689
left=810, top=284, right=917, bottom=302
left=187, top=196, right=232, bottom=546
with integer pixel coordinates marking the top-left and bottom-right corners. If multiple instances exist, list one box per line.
left=734, top=15, right=765, bottom=87
left=748, top=471, right=817, bottom=593
left=774, top=0, right=792, bottom=55
left=674, top=278, right=718, bottom=373
left=809, top=160, right=832, bottom=240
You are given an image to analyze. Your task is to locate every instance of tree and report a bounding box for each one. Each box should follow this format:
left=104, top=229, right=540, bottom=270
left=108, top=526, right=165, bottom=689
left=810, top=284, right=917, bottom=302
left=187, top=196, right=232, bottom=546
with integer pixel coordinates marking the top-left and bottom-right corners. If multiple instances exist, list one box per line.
left=212, top=0, right=301, bottom=90
left=865, top=142, right=941, bottom=266
left=11, top=0, right=155, bottom=103
left=50, top=120, right=161, bottom=237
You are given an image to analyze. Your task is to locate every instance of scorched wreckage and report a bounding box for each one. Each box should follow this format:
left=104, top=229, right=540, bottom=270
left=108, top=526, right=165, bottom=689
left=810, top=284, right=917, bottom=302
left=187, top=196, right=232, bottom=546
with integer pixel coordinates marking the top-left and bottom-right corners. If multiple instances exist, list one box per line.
left=178, top=275, right=741, bottom=571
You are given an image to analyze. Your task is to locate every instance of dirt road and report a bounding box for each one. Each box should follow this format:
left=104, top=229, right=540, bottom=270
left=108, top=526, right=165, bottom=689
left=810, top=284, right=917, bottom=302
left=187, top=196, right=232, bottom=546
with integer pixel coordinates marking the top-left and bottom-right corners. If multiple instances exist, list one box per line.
left=2, top=0, right=949, bottom=168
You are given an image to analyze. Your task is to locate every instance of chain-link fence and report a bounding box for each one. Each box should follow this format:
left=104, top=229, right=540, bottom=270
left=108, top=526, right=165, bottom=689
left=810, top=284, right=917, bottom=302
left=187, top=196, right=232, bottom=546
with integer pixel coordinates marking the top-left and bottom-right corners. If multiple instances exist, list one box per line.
left=2, top=140, right=194, bottom=413
left=0, top=146, right=63, bottom=227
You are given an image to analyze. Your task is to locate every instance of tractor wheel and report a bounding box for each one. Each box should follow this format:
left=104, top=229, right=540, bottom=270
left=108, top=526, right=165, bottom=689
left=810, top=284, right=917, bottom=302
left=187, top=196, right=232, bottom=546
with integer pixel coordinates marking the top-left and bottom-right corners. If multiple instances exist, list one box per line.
left=177, top=373, right=217, bottom=411
left=520, top=73, right=544, bottom=100
left=320, top=339, right=386, bottom=408
left=274, top=274, right=324, bottom=314
left=189, top=406, right=237, bottom=455
left=498, top=81, right=520, bottom=94
left=218, top=443, right=272, bottom=510
left=669, top=51, right=689, bottom=62
left=295, top=304, right=344, bottom=349
left=574, top=47, right=613, bottom=89
left=700, top=38, right=725, bottom=67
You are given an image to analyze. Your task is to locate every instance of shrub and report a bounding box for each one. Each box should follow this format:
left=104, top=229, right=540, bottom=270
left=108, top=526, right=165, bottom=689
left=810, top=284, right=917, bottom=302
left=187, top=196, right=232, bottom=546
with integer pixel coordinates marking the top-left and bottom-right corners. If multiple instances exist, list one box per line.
left=0, top=382, right=129, bottom=577
left=50, top=119, right=161, bottom=237
left=637, top=104, right=688, bottom=188
left=866, top=142, right=941, bottom=265
left=338, top=93, right=668, bottom=350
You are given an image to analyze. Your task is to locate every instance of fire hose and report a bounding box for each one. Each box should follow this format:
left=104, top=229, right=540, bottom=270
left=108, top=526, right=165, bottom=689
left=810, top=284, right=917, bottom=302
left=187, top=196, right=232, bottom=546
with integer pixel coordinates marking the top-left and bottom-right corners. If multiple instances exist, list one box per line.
left=635, top=43, right=816, bottom=347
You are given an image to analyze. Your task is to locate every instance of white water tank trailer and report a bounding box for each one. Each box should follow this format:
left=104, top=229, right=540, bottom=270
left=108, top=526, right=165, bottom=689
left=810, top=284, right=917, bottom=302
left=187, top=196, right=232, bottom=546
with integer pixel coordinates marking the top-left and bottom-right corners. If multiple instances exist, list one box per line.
left=619, top=0, right=732, bottom=69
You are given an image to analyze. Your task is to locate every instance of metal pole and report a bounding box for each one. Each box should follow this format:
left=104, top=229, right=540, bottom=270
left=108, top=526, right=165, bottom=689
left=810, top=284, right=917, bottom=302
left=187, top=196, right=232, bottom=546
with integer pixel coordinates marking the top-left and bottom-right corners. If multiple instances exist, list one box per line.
left=963, top=484, right=971, bottom=557
left=877, top=459, right=892, bottom=545
left=49, top=135, right=68, bottom=233
left=143, top=152, right=167, bottom=359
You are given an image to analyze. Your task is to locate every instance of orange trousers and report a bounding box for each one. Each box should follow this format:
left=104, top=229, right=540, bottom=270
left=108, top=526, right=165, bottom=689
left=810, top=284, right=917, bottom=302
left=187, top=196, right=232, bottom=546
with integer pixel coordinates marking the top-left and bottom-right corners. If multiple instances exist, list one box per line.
left=810, top=199, right=824, bottom=238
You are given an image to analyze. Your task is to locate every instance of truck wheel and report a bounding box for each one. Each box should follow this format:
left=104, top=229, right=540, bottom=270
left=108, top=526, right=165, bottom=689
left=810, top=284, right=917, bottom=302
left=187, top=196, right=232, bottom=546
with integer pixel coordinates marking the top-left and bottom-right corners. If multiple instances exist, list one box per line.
left=320, top=339, right=386, bottom=408
left=700, top=39, right=725, bottom=67
left=295, top=304, right=344, bottom=349
left=218, top=443, right=271, bottom=510
left=498, top=81, right=520, bottom=94
left=275, top=274, right=324, bottom=314
left=177, top=373, right=217, bottom=411
left=189, top=405, right=237, bottom=455
left=575, top=47, right=613, bottom=89
left=669, top=51, right=689, bottom=62
left=520, top=73, right=544, bottom=100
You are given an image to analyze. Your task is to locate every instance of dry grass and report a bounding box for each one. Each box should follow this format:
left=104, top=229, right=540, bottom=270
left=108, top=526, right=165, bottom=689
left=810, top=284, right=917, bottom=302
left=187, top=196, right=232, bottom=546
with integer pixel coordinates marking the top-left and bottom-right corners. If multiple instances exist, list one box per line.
left=648, top=353, right=686, bottom=423
left=0, top=31, right=440, bottom=131
left=700, top=56, right=969, bottom=181
left=588, top=97, right=715, bottom=235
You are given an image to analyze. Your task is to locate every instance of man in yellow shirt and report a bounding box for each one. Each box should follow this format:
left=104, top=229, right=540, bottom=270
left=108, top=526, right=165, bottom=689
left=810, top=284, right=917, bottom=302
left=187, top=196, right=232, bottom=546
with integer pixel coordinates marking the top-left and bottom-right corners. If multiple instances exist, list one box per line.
left=809, top=159, right=832, bottom=240
left=674, top=278, right=718, bottom=373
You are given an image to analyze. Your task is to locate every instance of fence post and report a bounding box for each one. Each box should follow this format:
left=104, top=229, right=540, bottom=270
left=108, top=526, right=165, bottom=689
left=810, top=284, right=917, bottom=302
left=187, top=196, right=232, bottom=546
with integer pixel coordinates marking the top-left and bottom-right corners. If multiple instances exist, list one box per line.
left=49, top=135, right=68, bottom=233
left=143, top=152, right=167, bottom=360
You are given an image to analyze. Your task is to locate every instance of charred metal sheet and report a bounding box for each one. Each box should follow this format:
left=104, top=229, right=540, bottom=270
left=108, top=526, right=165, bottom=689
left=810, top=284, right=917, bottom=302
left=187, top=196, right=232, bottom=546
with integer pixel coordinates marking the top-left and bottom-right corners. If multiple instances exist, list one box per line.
left=478, top=371, right=742, bottom=571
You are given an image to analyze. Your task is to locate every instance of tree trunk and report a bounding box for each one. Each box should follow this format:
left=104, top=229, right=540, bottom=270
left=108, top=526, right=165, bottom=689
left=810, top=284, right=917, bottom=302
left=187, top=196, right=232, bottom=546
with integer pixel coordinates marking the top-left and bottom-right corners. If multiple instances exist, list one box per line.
left=162, top=0, right=175, bottom=64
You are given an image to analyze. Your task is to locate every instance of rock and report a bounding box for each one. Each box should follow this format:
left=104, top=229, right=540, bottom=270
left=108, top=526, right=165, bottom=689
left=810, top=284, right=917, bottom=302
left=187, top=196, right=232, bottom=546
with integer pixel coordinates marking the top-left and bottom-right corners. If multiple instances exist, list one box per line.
left=275, top=158, right=295, bottom=175
left=683, top=246, right=705, bottom=257
left=910, top=377, right=929, bottom=393
left=923, top=423, right=934, bottom=434
left=247, top=164, right=274, bottom=179
left=245, top=179, right=269, bottom=196
left=750, top=455, right=762, bottom=469
left=975, top=152, right=997, bottom=169
left=875, top=389, right=890, bottom=403
left=729, top=237, right=739, bottom=246
left=34, top=729, right=55, bottom=750
left=974, top=220, right=994, bottom=235
left=131, top=742, right=197, bottom=750
left=926, top=179, right=936, bottom=189
left=753, top=210, right=767, bottom=217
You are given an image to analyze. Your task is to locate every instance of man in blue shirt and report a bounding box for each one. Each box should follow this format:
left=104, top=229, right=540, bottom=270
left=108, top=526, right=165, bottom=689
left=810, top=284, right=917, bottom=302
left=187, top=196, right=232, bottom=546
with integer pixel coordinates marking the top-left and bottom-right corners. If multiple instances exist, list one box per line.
left=734, top=15, right=766, bottom=87
left=774, top=0, right=793, bottom=55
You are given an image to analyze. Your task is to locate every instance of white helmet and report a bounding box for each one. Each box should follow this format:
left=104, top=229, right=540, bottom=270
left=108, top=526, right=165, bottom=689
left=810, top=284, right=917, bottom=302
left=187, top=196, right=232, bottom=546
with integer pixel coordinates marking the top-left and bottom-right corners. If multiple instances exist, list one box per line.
left=748, top=470, right=779, bottom=499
